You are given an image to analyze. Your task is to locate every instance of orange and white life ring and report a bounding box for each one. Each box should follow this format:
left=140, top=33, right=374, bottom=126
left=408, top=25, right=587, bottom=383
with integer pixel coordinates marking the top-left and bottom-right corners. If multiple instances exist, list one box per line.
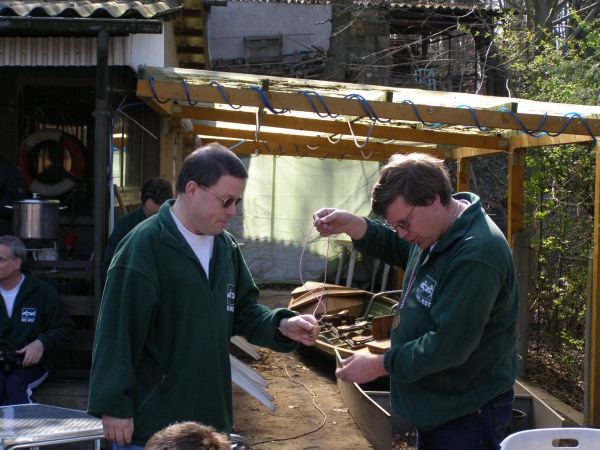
left=18, top=129, right=85, bottom=197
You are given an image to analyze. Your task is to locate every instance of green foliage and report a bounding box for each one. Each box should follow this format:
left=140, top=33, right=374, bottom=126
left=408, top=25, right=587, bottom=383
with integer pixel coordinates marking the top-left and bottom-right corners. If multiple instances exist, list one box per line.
left=494, top=12, right=600, bottom=409
left=497, top=13, right=600, bottom=104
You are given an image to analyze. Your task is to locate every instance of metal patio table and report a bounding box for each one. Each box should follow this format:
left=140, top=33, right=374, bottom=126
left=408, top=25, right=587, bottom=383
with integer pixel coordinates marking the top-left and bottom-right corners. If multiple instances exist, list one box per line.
left=0, top=403, right=104, bottom=449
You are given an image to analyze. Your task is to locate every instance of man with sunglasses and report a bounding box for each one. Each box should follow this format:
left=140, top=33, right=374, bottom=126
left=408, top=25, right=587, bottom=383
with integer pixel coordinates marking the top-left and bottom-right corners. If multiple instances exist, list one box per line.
left=313, top=153, right=519, bottom=450
left=89, top=143, right=319, bottom=449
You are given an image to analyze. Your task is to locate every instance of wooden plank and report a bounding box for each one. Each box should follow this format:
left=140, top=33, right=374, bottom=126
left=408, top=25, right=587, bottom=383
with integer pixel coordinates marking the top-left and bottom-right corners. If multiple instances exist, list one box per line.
left=365, top=339, right=391, bottom=354
left=64, top=330, right=95, bottom=351
left=137, top=78, right=600, bottom=136
left=509, top=132, right=595, bottom=149
left=291, top=282, right=370, bottom=298
left=61, top=295, right=95, bottom=316
left=25, top=260, right=93, bottom=270
left=198, top=136, right=449, bottom=162
left=175, top=105, right=510, bottom=150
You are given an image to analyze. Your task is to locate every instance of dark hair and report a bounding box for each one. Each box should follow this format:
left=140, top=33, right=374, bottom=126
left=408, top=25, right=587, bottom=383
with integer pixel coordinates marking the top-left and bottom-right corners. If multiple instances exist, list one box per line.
left=141, top=178, right=173, bottom=204
left=371, top=153, right=452, bottom=216
left=0, top=235, right=27, bottom=262
left=145, top=421, right=231, bottom=450
left=175, top=142, right=248, bottom=194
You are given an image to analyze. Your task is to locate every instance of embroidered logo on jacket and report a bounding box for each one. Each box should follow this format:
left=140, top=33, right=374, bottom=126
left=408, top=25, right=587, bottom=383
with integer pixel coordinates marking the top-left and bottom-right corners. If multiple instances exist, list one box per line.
left=226, top=284, right=235, bottom=312
left=415, top=275, right=437, bottom=308
left=21, top=308, right=37, bottom=323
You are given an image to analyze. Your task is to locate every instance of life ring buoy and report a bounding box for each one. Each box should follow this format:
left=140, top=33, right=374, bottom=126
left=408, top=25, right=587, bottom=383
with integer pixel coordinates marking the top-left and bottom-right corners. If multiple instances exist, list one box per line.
left=18, top=129, right=85, bottom=197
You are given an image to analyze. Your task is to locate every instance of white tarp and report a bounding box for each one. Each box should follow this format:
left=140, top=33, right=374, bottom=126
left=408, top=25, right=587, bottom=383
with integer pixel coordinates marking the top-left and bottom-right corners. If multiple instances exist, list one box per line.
left=227, top=155, right=380, bottom=284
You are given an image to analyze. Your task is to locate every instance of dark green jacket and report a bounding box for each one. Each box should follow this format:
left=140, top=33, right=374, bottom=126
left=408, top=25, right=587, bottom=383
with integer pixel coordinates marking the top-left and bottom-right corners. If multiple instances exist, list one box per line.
left=0, top=273, right=75, bottom=367
left=103, top=206, right=147, bottom=275
left=88, top=200, right=298, bottom=444
left=354, top=193, right=519, bottom=430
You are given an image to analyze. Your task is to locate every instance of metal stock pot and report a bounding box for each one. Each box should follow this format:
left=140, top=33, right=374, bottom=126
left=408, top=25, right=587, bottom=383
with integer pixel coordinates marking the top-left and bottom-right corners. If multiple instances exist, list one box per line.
left=7, top=198, right=62, bottom=240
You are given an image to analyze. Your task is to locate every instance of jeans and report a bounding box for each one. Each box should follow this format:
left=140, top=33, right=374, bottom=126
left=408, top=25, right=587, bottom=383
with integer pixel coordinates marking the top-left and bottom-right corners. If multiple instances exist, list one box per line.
left=113, top=444, right=144, bottom=450
left=417, top=389, right=514, bottom=450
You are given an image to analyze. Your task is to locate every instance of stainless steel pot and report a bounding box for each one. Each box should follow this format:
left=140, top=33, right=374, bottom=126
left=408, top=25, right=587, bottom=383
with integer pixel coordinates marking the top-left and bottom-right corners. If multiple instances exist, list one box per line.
left=7, top=199, right=63, bottom=240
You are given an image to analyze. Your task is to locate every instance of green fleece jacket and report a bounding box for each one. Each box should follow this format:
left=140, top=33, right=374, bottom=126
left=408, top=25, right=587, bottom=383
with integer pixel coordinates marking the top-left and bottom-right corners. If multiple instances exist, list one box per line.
left=0, top=273, right=75, bottom=366
left=353, top=193, right=519, bottom=431
left=103, top=206, right=146, bottom=275
left=88, top=200, right=298, bottom=444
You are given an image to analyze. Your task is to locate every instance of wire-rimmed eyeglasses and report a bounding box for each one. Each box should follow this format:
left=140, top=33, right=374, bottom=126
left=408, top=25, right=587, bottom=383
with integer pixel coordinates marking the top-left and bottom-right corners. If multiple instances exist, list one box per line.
left=201, top=185, right=242, bottom=208
left=384, top=204, right=416, bottom=231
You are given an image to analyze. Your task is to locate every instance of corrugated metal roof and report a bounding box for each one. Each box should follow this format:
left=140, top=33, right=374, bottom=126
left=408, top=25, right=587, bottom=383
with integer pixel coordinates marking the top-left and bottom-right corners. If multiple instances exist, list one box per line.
left=0, top=0, right=181, bottom=19
left=224, top=0, right=500, bottom=14
left=0, top=35, right=131, bottom=65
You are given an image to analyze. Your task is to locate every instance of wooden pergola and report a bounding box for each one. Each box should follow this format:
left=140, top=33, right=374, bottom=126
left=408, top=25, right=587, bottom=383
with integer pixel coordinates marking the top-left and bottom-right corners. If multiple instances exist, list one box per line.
left=136, top=66, right=600, bottom=425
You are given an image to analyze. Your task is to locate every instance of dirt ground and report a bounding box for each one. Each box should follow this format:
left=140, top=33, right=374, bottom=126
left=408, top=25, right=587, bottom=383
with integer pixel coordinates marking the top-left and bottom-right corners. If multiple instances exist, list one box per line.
left=231, top=288, right=409, bottom=450
left=232, top=345, right=374, bottom=449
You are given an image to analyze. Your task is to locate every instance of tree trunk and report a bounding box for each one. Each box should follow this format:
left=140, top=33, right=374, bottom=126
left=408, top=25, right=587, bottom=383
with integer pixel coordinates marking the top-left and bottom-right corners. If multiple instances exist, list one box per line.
left=322, top=0, right=353, bottom=82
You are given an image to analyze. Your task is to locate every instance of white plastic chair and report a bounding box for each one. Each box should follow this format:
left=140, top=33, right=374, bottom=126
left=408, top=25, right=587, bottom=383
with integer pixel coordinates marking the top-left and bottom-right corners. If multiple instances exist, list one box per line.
left=500, top=427, right=600, bottom=449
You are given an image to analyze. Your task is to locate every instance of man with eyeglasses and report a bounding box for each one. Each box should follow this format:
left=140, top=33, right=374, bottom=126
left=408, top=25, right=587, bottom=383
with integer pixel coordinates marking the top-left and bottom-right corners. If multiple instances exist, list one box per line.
left=313, top=153, right=519, bottom=450
left=88, top=143, right=319, bottom=449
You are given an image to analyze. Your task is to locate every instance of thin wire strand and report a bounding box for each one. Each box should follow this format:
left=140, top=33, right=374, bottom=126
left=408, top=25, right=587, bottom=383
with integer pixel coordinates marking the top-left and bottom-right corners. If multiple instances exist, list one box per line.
left=250, top=357, right=327, bottom=446
left=298, top=222, right=330, bottom=321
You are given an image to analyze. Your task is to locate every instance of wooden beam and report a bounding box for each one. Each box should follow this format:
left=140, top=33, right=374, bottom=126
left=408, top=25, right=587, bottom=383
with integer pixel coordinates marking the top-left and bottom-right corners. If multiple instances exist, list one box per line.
left=137, top=78, right=600, bottom=137
left=201, top=138, right=443, bottom=162
left=509, top=132, right=595, bottom=149
left=193, top=125, right=449, bottom=160
left=145, top=98, right=173, bottom=116
left=456, top=158, right=471, bottom=192
left=451, top=147, right=507, bottom=158
left=174, top=105, right=509, bottom=150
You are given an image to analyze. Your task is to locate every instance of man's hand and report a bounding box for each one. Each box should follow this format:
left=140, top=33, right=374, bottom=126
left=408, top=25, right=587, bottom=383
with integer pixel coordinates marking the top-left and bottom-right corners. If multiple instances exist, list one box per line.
left=335, top=353, right=388, bottom=384
left=15, top=339, right=44, bottom=366
left=313, top=208, right=367, bottom=240
left=102, top=415, right=134, bottom=445
left=279, top=314, right=320, bottom=346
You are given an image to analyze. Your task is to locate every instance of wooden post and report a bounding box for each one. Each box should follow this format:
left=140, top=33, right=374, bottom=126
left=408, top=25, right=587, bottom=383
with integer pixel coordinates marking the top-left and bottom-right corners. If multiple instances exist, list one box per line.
left=585, top=142, right=600, bottom=426
left=512, top=231, right=530, bottom=378
left=456, top=157, right=471, bottom=192
left=507, top=148, right=525, bottom=248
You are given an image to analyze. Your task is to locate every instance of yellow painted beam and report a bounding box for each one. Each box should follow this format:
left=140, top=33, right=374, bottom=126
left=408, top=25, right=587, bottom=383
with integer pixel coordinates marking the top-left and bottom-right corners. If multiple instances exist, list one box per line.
left=137, top=78, right=600, bottom=137
left=509, top=133, right=595, bottom=149
left=174, top=105, right=509, bottom=150
left=145, top=98, right=173, bottom=116
left=193, top=125, right=449, bottom=161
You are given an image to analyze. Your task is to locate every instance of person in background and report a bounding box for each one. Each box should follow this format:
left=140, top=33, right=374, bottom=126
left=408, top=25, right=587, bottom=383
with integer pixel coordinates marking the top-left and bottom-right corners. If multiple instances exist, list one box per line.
left=88, top=143, right=319, bottom=448
left=313, top=153, right=519, bottom=450
left=103, top=177, right=173, bottom=275
left=145, top=421, right=231, bottom=450
left=0, top=235, right=75, bottom=405
left=0, top=157, right=27, bottom=236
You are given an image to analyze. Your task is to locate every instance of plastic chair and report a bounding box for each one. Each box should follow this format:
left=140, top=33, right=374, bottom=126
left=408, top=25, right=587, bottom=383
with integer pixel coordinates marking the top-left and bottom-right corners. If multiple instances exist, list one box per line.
left=231, top=433, right=252, bottom=449
left=500, top=427, right=600, bottom=449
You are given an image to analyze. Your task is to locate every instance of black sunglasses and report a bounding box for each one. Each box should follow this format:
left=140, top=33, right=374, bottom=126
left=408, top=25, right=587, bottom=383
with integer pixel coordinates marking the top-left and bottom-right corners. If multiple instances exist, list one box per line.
left=201, top=185, right=242, bottom=208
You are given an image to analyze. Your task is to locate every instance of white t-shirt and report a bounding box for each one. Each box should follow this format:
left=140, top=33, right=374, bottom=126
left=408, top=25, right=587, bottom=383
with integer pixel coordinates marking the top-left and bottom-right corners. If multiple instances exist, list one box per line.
left=1, top=273, right=25, bottom=318
left=170, top=208, right=214, bottom=278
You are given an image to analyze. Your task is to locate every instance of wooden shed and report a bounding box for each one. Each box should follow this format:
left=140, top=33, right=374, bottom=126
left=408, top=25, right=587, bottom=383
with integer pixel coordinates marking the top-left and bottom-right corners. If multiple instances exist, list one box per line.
left=136, top=65, right=600, bottom=425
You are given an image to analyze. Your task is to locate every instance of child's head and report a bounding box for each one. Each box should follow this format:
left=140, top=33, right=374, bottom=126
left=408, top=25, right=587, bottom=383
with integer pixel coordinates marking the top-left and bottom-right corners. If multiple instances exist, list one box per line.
left=145, top=421, right=231, bottom=450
